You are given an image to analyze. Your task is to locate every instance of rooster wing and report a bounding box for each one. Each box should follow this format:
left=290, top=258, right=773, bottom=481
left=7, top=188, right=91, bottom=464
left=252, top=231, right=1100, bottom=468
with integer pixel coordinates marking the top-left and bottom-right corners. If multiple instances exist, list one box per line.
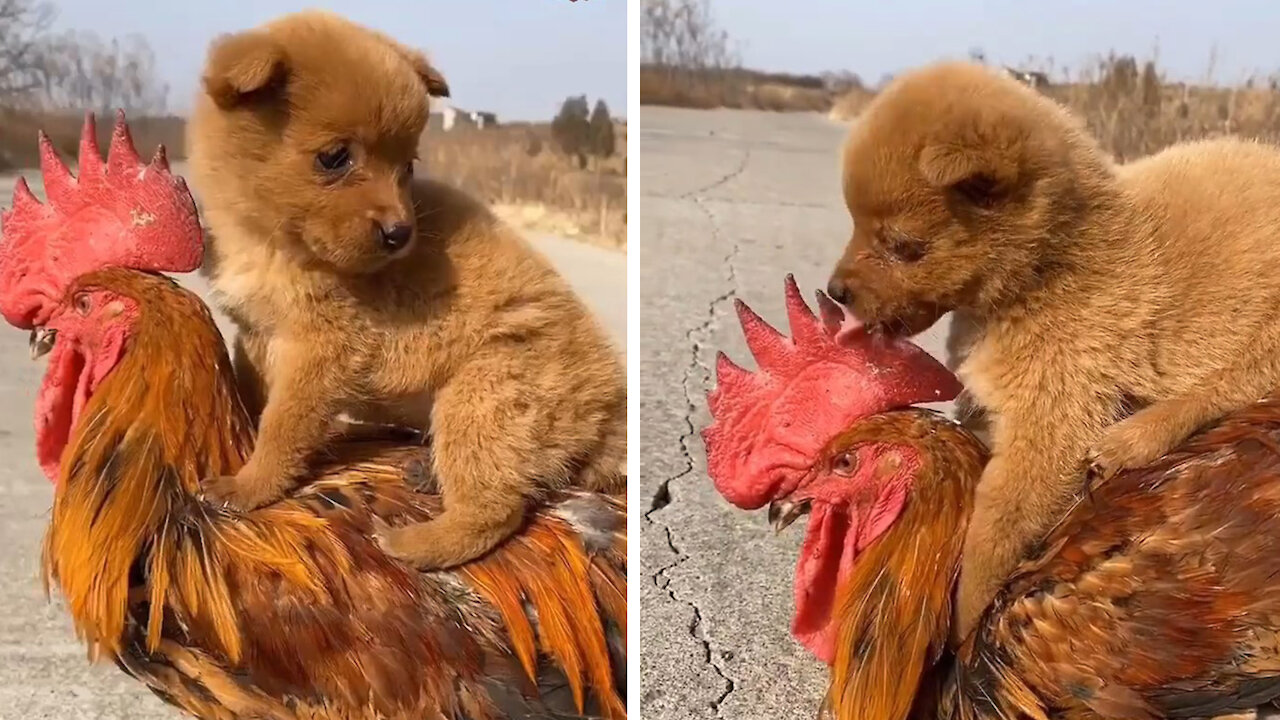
left=953, top=399, right=1280, bottom=720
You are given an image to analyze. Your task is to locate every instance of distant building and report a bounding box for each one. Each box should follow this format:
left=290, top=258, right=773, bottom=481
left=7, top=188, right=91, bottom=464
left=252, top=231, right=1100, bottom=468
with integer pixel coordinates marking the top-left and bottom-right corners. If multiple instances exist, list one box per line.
left=469, top=111, right=498, bottom=129
left=431, top=105, right=458, bottom=131
left=428, top=100, right=499, bottom=131
left=1003, top=67, right=1051, bottom=89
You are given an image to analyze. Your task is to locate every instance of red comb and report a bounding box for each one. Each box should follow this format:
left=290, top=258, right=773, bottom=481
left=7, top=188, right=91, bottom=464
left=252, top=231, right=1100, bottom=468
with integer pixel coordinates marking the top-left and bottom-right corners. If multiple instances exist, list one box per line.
left=0, top=110, right=203, bottom=329
left=701, top=275, right=962, bottom=509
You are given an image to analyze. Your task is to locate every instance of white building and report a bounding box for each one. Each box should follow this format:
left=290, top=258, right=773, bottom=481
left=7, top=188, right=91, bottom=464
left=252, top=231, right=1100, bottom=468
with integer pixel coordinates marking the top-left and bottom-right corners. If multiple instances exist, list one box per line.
left=428, top=100, right=498, bottom=132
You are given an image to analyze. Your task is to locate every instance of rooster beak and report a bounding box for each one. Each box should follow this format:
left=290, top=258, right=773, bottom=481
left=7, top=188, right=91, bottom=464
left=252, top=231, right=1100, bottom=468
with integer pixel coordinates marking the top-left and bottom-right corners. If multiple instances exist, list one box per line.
left=767, top=497, right=811, bottom=534
left=29, top=327, right=55, bottom=360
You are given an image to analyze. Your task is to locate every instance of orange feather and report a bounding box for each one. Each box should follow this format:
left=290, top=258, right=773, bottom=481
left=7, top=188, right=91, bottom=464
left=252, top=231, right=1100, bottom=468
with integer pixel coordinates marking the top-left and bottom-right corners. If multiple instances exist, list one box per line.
left=39, top=269, right=627, bottom=719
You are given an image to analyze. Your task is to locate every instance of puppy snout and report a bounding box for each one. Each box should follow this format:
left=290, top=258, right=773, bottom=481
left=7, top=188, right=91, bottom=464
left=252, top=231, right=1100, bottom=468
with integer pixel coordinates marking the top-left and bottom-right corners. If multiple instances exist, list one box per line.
left=826, top=276, right=854, bottom=307
left=378, top=221, right=414, bottom=252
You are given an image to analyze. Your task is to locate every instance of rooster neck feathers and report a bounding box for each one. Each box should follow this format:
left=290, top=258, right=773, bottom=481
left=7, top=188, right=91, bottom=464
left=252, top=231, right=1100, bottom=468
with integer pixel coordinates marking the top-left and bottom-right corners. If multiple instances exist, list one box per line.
left=822, top=411, right=986, bottom=720
left=42, top=269, right=253, bottom=660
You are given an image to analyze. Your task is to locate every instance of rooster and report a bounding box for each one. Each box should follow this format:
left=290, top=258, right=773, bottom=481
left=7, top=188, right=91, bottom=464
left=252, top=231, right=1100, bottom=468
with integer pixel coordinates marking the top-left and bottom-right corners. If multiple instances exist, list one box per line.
left=703, top=276, right=1280, bottom=720
left=0, top=112, right=627, bottom=720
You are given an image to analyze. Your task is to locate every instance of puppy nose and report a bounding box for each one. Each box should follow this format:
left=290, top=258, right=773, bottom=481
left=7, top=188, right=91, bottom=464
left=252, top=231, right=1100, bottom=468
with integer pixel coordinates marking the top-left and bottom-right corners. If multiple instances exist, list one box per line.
left=826, top=278, right=854, bottom=306
left=378, top=222, right=413, bottom=252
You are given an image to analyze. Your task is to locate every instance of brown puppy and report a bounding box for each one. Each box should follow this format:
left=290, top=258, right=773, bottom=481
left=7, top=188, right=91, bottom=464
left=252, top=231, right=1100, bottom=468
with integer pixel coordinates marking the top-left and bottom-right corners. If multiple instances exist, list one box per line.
left=827, top=60, right=1280, bottom=641
left=186, top=10, right=627, bottom=569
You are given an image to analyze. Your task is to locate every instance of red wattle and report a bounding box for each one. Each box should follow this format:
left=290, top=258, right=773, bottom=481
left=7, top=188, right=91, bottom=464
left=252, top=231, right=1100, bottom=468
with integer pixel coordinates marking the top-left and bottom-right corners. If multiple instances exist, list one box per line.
left=791, top=505, right=860, bottom=664
left=35, top=342, right=81, bottom=482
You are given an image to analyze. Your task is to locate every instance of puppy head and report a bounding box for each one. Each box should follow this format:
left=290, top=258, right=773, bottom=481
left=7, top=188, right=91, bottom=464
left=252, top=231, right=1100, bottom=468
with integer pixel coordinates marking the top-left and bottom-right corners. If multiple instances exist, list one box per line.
left=191, top=10, right=450, bottom=274
left=827, top=61, right=1110, bottom=334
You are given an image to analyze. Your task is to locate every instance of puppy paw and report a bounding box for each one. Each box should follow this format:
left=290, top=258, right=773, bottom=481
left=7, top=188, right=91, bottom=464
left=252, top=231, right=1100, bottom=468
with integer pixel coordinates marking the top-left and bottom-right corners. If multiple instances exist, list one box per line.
left=369, top=515, right=398, bottom=554
left=372, top=513, right=507, bottom=570
left=372, top=520, right=462, bottom=570
left=1085, top=410, right=1181, bottom=484
left=200, top=467, right=289, bottom=512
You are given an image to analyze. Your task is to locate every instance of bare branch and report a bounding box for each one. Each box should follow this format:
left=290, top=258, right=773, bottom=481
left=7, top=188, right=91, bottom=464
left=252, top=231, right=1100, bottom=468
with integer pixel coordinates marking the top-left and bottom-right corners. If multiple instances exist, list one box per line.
left=38, top=29, right=168, bottom=114
left=640, top=0, right=737, bottom=71
left=0, top=0, right=55, bottom=102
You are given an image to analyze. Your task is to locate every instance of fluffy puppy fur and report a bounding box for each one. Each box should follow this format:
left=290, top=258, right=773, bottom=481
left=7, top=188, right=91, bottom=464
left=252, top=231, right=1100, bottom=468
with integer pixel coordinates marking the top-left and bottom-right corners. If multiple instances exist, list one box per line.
left=826, top=60, right=1280, bottom=641
left=186, top=10, right=627, bottom=569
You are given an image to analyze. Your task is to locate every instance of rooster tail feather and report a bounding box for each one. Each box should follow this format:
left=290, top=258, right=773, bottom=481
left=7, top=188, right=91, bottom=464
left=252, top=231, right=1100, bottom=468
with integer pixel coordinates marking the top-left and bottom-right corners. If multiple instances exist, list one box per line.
left=461, top=508, right=627, bottom=719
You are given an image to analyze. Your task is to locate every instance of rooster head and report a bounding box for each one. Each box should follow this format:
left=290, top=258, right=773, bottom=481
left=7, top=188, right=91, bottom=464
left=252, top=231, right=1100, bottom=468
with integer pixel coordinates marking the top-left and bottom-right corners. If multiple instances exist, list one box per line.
left=0, top=111, right=204, bottom=481
left=701, top=275, right=962, bottom=663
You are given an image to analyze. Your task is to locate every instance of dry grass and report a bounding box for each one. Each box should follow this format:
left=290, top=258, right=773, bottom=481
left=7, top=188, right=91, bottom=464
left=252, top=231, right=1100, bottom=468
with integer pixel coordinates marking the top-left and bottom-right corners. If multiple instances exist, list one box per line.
left=419, top=123, right=627, bottom=250
left=0, top=110, right=626, bottom=250
left=829, top=55, right=1280, bottom=164
left=1044, top=57, right=1280, bottom=162
left=0, top=108, right=184, bottom=171
left=641, top=64, right=834, bottom=113
left=827, top=86, right=876, bottom=123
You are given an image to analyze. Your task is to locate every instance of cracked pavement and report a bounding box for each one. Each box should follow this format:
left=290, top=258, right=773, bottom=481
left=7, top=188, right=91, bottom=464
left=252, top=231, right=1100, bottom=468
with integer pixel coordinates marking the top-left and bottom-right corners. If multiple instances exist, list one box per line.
left=0, top=163, right=626, bottom=719
left=640, top=107, right=956, bottom=719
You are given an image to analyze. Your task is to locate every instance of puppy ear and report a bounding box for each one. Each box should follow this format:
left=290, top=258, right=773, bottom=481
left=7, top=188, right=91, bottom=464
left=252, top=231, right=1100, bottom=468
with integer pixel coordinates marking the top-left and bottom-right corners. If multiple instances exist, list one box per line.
left=202, top=31, right=288, bottom=109
left=400, top=48, right=451, bottom=98
left=918, top=132, right=1023, bottom=208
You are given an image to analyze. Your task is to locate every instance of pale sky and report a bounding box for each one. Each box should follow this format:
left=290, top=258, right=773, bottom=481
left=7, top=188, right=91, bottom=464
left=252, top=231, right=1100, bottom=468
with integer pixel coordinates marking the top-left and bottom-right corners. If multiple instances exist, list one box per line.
left=714, top=0, right=1280, bottom=86
left=47, top=0, right=625, bottom=121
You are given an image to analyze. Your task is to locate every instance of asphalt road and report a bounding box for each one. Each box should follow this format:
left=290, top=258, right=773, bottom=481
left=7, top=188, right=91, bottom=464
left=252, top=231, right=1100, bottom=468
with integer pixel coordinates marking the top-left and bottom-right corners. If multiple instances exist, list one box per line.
left=0, top=162, right=626, bottom=718
left=639, top=107, right=955, bottom=719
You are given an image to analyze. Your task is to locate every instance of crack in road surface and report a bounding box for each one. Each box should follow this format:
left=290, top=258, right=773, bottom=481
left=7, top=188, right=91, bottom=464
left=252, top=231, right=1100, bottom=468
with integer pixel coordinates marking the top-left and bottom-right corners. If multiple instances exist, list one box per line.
left=642, top=110, right=914, bottom=720
left=677, top=150, right=752, bottom=201
left=646, top=148, right=750, bottom=715
left=648, top=194, right=830, bottom=211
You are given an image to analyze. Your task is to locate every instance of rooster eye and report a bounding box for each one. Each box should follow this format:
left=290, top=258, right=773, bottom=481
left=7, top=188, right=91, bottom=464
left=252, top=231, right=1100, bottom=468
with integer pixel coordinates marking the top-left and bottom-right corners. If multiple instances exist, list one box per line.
left=73, top=292, right=92, bottom=315
left=315, top=145, right=353, bottom=174
left=832, top=452, right=858, bottom=477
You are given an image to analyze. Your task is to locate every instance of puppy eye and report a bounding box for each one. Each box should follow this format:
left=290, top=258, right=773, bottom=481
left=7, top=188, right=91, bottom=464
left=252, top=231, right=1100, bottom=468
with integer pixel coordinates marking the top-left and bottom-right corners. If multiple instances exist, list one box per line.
left=831, top=452, right=858, bottom=477
left=315, top=145, right=353, bottom=173
left=73, top=292, right=92, bottom=316
left=880, top=228, right=929, bottom=263
left=404, top=161, right=415, bottom=179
